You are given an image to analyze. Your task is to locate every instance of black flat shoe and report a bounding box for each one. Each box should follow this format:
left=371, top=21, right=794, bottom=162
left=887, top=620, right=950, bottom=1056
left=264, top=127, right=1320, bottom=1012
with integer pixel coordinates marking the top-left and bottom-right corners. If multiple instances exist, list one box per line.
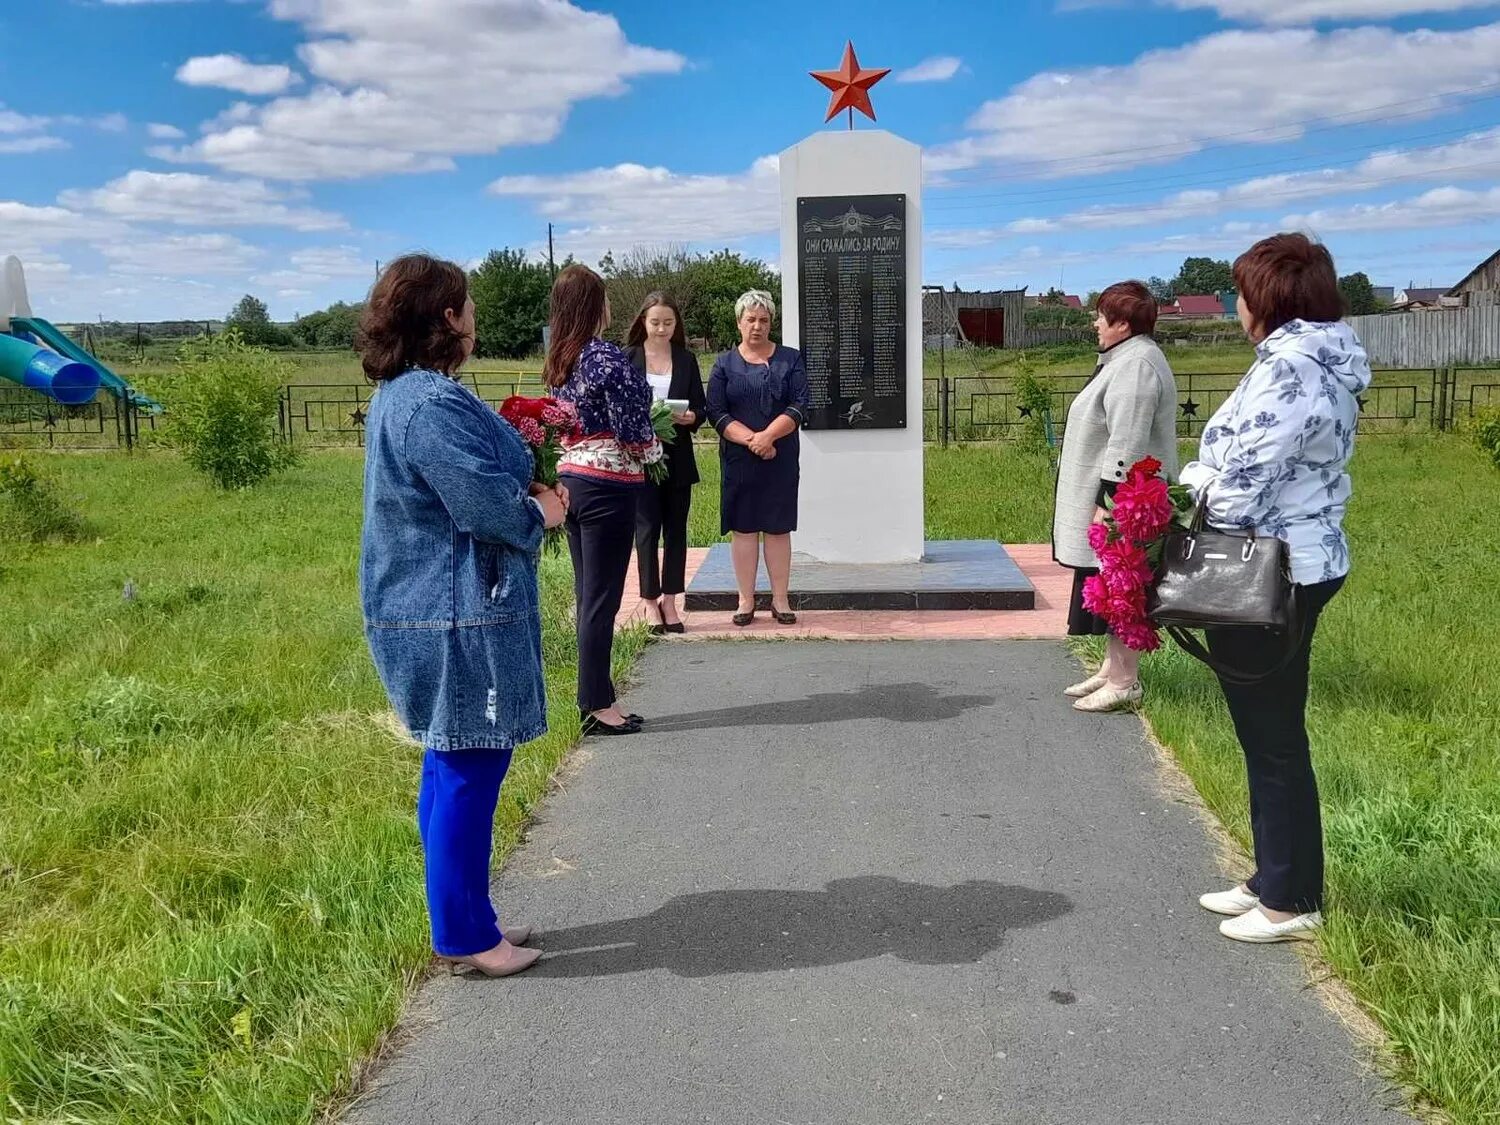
left=581, top=714, right=641, bottom=737
left=732, top=610, right=755, bottom=627
left=625, top=713, right=645, bottom=725
left=772, top=609, right=797, bottom=625
left=663, top=621, right=685, bottom=634
left=647, top=624, right=666, bottom=636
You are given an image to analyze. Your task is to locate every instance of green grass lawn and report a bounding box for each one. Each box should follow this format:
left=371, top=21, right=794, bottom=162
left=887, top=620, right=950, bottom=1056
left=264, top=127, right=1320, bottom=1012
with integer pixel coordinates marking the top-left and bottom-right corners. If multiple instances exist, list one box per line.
left=2, top=437, right=1497, bottom=1123
left=0, top=452, right=643, bottom=1123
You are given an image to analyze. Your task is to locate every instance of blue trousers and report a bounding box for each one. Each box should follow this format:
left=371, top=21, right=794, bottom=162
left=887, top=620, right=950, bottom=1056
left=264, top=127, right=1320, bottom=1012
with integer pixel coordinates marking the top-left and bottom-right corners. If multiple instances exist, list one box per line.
left=416, top=747, right=515, bottom=956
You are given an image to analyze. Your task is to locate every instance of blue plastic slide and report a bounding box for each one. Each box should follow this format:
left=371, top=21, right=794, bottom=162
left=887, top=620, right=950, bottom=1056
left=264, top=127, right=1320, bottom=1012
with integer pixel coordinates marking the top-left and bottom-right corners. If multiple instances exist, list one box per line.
left=0, top=327, right=100, bottom=405
left=7, top=316, right=160, bottom=412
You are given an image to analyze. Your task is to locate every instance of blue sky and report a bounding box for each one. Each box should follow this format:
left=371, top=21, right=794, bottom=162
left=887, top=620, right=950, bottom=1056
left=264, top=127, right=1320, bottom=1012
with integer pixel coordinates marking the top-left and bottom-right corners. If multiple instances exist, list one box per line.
left=3, top=0, right=1499, bottom=322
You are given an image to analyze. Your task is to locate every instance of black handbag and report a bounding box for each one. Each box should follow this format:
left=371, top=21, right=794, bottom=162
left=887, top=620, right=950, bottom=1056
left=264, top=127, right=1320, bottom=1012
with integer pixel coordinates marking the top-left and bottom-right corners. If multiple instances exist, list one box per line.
left=1148, top=501, right=1302, bottom=684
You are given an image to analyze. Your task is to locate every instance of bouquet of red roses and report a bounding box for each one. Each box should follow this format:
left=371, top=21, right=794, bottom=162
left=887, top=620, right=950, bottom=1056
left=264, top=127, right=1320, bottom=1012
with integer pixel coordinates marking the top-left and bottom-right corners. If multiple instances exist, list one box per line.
left=1081, top=456, right=1194, bottom=652
left=498, top=395, right=581, bottom=555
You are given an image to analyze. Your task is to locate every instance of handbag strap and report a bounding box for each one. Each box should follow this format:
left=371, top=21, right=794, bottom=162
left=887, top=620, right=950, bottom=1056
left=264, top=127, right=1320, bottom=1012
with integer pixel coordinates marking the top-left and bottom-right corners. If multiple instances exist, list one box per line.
left=1165, top=587, right=1305, bottom=685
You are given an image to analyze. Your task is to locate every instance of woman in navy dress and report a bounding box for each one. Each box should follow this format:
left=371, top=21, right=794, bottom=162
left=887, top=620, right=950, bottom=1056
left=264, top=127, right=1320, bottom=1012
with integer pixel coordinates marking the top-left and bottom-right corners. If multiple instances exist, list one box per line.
left=705, top=290, right=810, bottom=627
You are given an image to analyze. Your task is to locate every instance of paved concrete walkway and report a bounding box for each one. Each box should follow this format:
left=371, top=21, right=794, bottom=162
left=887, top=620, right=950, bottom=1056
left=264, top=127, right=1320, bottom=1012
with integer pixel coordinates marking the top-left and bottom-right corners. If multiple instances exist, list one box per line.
left=350, top=641, right=1409, bottom=1125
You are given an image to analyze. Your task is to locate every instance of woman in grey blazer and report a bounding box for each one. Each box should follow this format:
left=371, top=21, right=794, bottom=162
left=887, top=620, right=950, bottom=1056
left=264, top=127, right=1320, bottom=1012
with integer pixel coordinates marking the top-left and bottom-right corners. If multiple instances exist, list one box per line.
left=1052, top=281, right=1179, bottom=712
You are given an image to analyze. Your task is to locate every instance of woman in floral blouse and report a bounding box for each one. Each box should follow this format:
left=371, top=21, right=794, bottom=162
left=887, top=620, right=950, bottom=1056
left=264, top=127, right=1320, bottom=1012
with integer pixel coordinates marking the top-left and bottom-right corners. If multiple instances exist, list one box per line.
left=1179, top=233, right=1371, bottom=945
left=546, top=266, right=662, bottom=737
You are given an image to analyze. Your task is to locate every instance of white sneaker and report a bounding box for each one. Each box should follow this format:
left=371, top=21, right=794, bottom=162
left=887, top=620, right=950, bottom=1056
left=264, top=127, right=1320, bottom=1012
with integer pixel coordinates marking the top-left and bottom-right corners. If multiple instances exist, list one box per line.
left=1064, top=672, right=1108, bottom=698
left=1199, top=886, right=1260, bottom=916
left=1072, top=682, right=1143, bottom=712
left=1219, top=907, right=1322, bottom=944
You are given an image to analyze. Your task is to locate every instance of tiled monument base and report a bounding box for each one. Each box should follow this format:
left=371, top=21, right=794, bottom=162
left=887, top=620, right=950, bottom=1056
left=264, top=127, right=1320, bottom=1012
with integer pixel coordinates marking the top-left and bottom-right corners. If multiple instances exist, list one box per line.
left=683, top=539, right=1035, bottom=612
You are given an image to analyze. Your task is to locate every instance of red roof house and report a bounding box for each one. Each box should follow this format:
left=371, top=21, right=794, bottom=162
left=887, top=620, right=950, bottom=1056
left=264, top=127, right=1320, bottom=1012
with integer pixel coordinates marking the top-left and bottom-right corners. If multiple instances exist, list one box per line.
left=1174, top=295, right=1224, bottom=319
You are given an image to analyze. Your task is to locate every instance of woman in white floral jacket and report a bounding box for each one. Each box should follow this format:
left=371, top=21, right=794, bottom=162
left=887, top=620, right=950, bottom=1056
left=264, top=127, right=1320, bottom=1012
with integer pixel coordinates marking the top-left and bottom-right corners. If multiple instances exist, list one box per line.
left=1179, top=233, right=1371, bottom=945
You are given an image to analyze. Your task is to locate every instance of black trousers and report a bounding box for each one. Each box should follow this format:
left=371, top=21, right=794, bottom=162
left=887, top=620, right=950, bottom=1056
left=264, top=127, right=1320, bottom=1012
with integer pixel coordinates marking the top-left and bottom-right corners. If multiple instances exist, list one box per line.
left=635, top=482, right=693, bottom=598
left=1205, top=576, right=1344, bottom=914
left=563, top=475, right=637, bottom=713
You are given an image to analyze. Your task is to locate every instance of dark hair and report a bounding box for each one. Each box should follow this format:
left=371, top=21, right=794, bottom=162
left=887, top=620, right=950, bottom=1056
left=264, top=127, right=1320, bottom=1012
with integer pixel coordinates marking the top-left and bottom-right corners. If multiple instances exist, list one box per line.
left=1233, top=233, right=1344, bottom=338
left=355, top=254, right=471, bottom=382
left=1096, top=280, right=1157, bottom=337
left=625, top=290, right=686, bottom=349
left=543, top=265, right=607, bottom=389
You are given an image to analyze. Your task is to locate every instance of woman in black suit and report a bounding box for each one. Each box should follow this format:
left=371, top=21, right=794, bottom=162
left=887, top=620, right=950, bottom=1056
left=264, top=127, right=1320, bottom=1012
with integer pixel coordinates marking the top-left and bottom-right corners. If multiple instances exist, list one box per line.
left=624, top=291, right=706, bottom=633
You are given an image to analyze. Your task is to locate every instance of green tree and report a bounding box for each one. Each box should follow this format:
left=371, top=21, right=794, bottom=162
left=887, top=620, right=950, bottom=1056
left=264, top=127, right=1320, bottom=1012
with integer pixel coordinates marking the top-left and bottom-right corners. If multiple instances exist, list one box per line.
left=678, top=248, right=779, bottom=348
left=293, top=301, right=362, bottom=349
left=1085, top=290, right=1101, bottom=310
left=1146, top=276, right=1175, bottom=302
left=1040, top=287, right=1066, bottom=306
left=225, top=294, right=290, bottom=348
left=468, top=248, right=553, bottom=358
left=597, top=244, right=698, bottom=345
left=1338, top=271, right=1380, bottom=316
left=1171, top=257, right=1234, bottom=296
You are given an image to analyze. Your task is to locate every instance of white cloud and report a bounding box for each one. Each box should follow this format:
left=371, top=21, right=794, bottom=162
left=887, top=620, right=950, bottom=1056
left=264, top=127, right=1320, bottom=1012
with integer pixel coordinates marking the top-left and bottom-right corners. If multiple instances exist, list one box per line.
left=0, top=201, right=123, bottom=245
left=252, top=244, right=371, bottom=288
left=157, top=0, right=684, bottom=181
left=1164, top=0, right=1500, bottom=24
left=999, top=126, right=1500, bottom=232
left=488, top=157, right=780, bottom=262
left=928, top=22, right=1500, bottom=177
left=0, top=136, right=68, bottom=155
left=0, top=106, right=49, bottom=135
left=1284, top=184, right=1500, bottom=232
left=101, top=232, right=263, bottom=277
left=148, top=123, right=186, bottom=139
left=59, top=171, right=346, bottom=231
left=177, top=54, right=301, bottom=96
left=896, top=56, right=963, bottom=84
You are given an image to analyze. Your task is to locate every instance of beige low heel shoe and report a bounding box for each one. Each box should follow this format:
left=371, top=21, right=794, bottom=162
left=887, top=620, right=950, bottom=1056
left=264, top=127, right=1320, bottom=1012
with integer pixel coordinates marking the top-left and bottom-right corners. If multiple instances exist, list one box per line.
left=1072, top=682, right=1143, bottom=712
left=1064, top=672, right=1108, bottom=698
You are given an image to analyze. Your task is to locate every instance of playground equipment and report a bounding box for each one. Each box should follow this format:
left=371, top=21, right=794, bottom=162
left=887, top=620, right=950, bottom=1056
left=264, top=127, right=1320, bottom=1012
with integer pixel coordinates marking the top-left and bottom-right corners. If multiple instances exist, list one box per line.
left=0, top=255, right=160, bottom=411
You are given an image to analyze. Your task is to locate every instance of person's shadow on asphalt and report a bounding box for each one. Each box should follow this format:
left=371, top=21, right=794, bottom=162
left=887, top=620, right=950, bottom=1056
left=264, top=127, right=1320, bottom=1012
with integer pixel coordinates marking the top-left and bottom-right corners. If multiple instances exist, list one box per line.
left=641, top=682, right=996, bottom=733
left=519, top=876, right=1072, bottom=979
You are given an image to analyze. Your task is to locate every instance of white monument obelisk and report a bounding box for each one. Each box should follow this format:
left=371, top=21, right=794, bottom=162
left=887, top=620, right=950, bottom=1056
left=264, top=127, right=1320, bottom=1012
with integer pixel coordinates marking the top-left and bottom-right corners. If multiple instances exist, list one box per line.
left=779, top=48, right=923, bottom=565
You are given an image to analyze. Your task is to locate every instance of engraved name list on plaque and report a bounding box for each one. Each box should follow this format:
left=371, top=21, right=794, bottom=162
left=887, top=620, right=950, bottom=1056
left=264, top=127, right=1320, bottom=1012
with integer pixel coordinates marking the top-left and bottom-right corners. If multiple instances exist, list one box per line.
left=796, top=193, right=907, bottom=429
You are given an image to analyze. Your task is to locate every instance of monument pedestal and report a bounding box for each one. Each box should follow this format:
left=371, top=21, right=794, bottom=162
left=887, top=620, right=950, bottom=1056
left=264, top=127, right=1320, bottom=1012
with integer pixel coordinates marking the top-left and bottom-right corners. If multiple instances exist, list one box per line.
left=683, top=540, right=1036, bottom=611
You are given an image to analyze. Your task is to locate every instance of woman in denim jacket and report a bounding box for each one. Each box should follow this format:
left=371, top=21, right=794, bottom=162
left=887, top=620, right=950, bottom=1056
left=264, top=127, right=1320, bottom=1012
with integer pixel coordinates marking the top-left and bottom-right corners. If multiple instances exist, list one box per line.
left=358, top=254, right=566, bottom=978
left=1180, top=234, right=1371, bottom=945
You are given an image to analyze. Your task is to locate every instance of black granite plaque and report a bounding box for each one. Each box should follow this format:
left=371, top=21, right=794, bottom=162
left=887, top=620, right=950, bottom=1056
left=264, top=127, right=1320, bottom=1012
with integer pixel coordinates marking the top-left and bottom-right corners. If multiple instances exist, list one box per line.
left=797, top=193, right=907, bottom=429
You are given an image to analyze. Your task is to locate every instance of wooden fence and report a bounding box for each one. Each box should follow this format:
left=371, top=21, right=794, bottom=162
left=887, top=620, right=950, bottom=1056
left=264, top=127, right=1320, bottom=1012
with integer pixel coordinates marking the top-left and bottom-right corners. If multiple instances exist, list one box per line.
left=1348, top=306, right=1500, bottom=367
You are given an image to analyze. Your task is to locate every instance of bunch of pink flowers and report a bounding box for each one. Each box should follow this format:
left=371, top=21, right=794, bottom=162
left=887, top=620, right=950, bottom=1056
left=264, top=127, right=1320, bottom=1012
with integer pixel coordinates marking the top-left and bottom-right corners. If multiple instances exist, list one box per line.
left=498, top=395, right=582, bottom=555
left=1080, top=456, right=1191, bottom=652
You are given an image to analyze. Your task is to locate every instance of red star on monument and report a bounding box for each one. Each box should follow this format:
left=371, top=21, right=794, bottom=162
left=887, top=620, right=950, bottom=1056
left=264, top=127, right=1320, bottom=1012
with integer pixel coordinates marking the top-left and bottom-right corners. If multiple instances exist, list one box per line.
left=810, top=41, right=891, bottom=127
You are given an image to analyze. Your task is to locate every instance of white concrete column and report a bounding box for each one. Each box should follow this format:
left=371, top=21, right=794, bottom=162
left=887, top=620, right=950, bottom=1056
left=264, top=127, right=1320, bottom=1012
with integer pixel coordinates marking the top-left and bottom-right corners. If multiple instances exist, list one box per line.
left=779, top=130, right=924, bottom=565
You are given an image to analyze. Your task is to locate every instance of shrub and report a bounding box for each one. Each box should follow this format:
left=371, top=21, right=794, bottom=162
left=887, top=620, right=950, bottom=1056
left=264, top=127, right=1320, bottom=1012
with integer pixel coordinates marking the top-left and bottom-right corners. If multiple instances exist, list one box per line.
left=0, top=455, right=90, bottom=542
left=1012, top=357, right=1055, bottom=450
left=155, top=330, right=298, bottom=490
left=1466, top=406, right=1500, bottom=470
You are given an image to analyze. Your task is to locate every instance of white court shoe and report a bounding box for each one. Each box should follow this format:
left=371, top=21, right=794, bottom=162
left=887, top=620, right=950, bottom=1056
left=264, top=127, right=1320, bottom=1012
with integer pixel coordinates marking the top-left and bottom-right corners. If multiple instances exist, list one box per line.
left=1064, top=672, right=1108, bottom=698
left=1219, top=907, right=1322, bottom=944
left=1199, top=886, right=1260, bottom=916
left=1072, top=682, right=1143, bottom=712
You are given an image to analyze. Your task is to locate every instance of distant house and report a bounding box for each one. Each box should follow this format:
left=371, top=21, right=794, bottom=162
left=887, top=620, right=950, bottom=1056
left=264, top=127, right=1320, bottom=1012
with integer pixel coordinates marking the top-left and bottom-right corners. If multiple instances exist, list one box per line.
left=1393, top=286, right=1459, bottom=310
left=1216, top=290, right=1238, bottom=319
left=1024, top=292, right=1083, bottom=309
left=1156, top=300, right=1181, bottom=320
left=1447, top=249, right=1500, bottom=307
left=1174, top=294, right=1224, bottom=320
left=923, top=287, right=1025, bottom=348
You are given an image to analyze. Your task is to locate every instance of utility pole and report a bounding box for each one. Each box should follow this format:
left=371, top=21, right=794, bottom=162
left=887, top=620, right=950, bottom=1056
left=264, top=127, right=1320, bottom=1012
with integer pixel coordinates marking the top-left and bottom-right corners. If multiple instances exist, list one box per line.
left=547, top=223, right=557, bottom=281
